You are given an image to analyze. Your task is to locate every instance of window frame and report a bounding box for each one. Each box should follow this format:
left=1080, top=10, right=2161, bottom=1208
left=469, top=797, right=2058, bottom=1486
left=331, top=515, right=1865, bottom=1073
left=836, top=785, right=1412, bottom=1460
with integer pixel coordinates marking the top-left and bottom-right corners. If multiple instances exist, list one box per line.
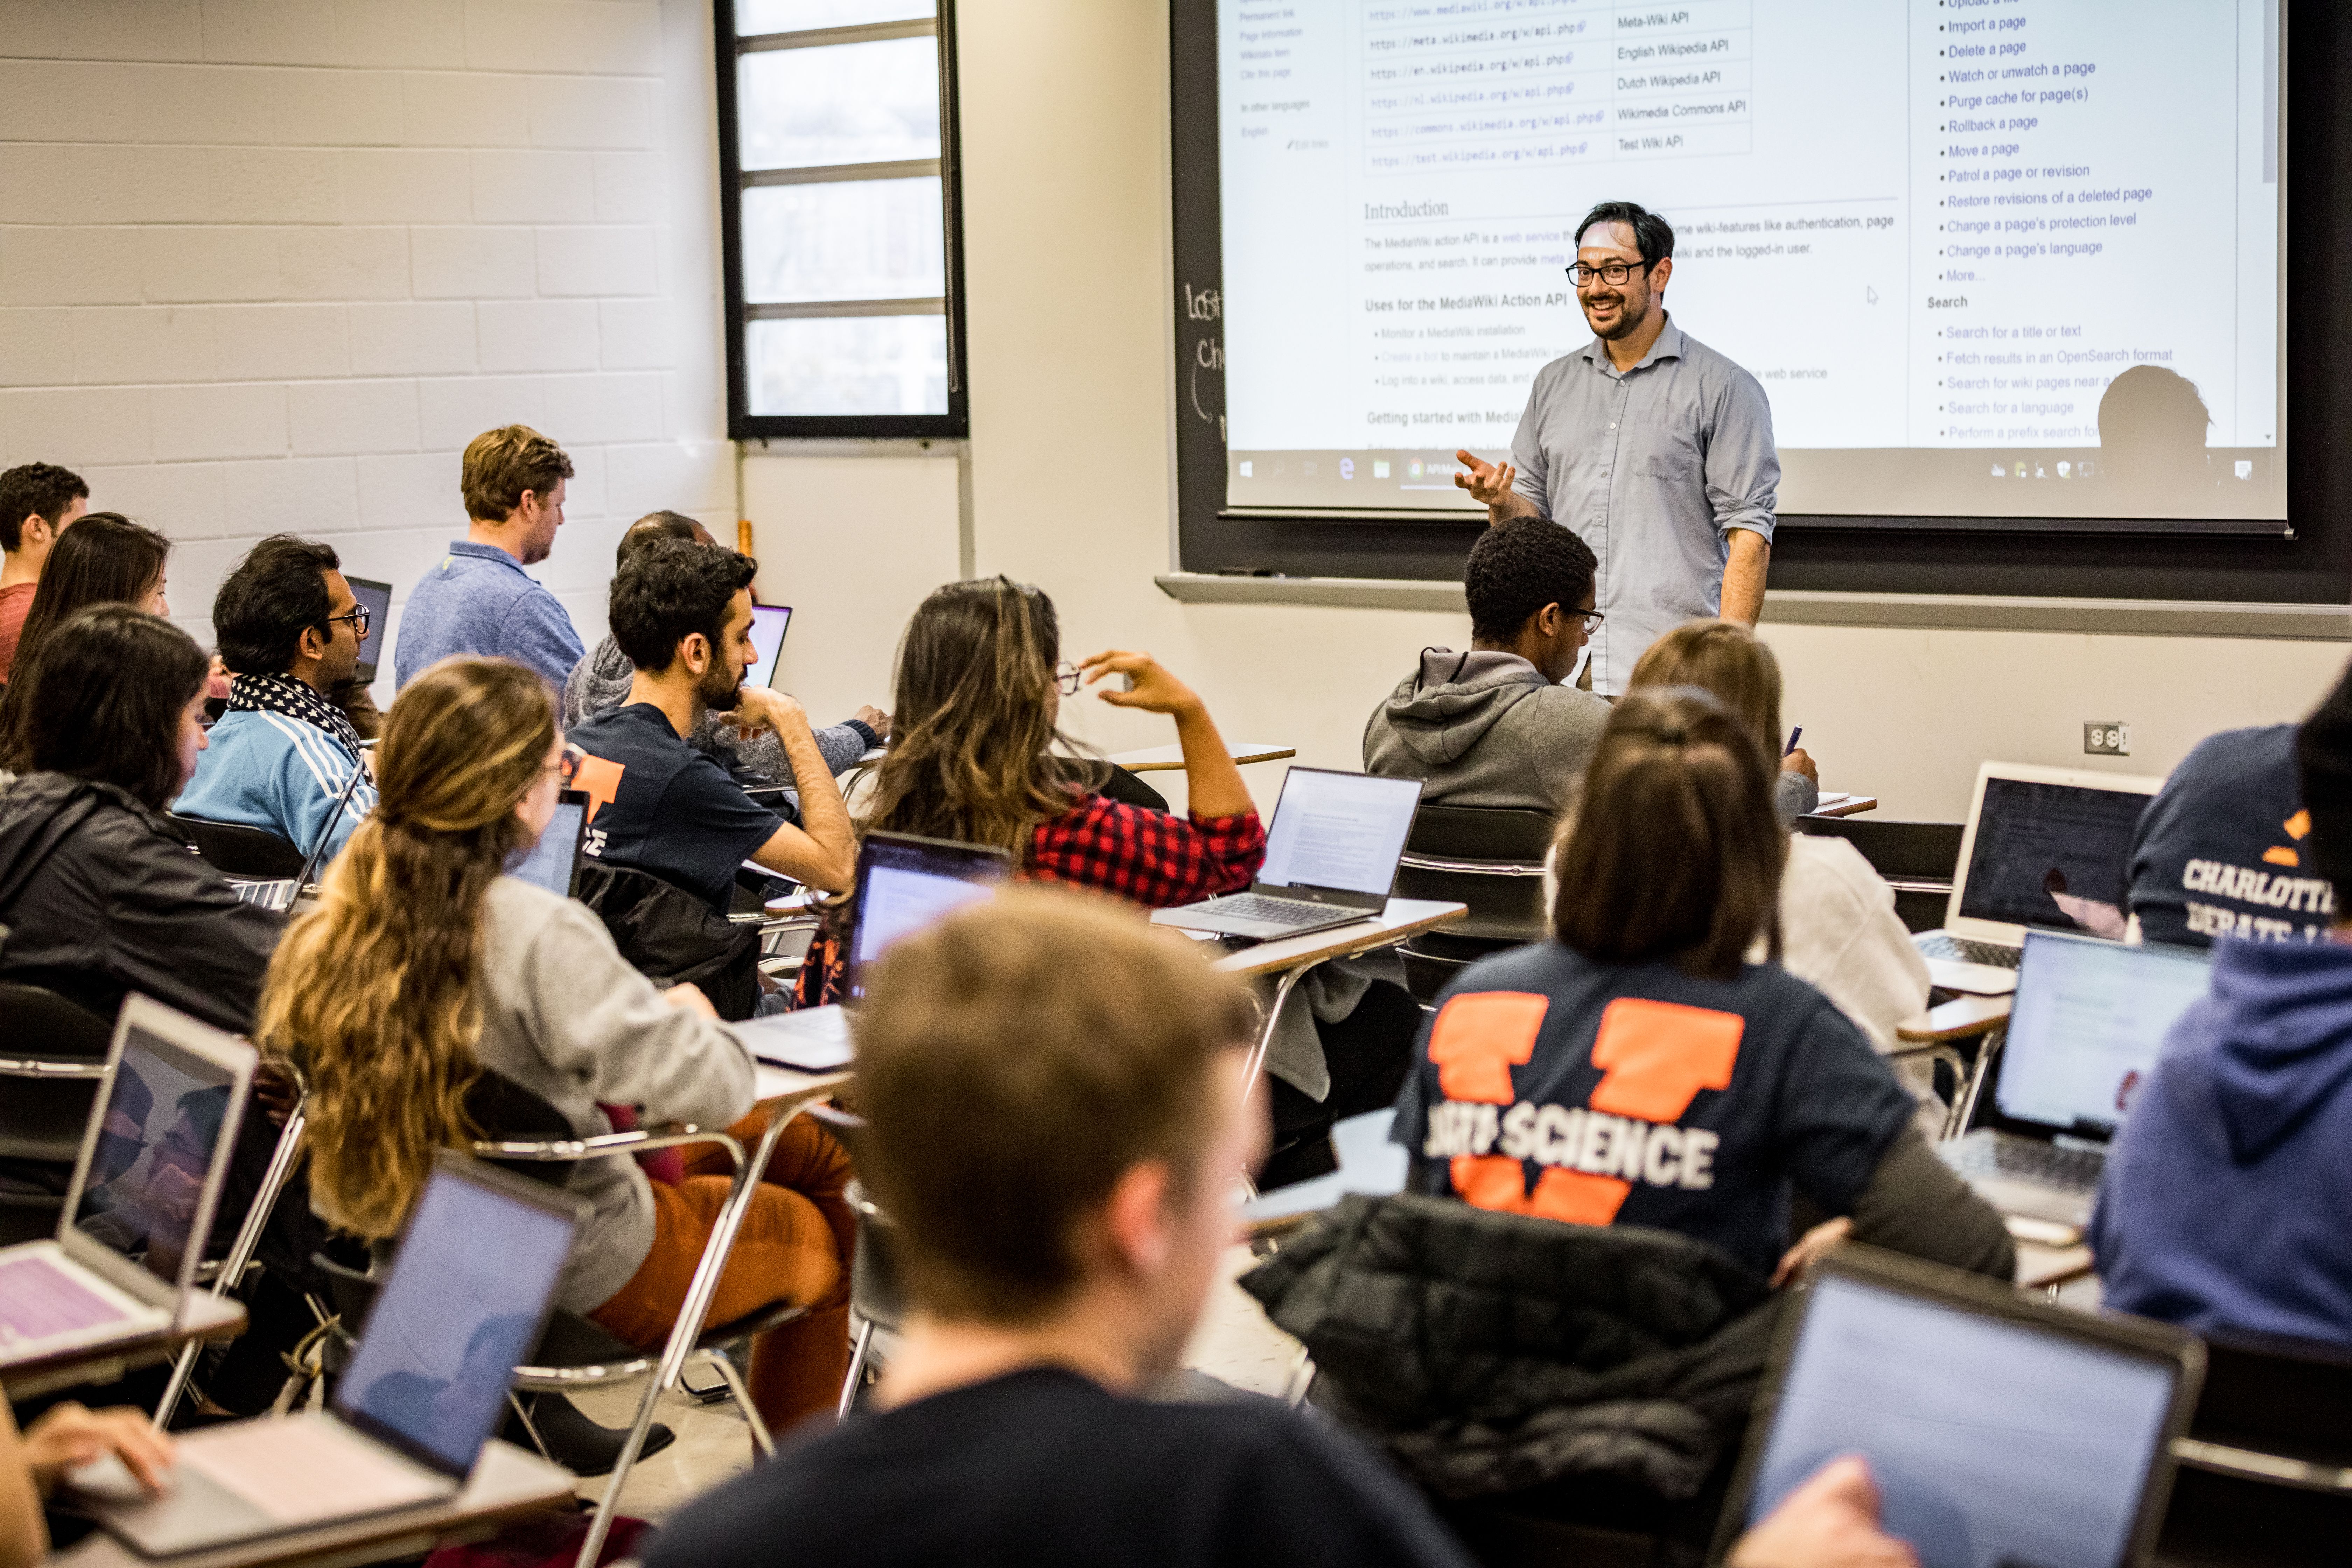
left=715, top=1, right=969, bottom=439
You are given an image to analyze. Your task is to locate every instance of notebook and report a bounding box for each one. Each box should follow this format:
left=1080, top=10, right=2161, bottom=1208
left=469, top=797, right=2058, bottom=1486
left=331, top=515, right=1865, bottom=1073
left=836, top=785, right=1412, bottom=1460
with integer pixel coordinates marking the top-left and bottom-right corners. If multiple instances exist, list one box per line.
left=1716, top=1246, right=2203, bottom=1568
left=83, top=1155, right=585, bottom=1556
left=737, top=830, right=1012, bottom=1070
left=0, top=996, right=254, bottom=1372
left=1912, top=762, right=2165, bottom=994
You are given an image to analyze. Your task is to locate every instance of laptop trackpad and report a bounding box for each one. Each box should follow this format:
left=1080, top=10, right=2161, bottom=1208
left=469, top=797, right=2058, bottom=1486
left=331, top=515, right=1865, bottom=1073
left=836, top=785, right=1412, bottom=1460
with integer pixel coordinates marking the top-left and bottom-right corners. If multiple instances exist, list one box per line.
left=92, top=1460, right=281, bottom=1556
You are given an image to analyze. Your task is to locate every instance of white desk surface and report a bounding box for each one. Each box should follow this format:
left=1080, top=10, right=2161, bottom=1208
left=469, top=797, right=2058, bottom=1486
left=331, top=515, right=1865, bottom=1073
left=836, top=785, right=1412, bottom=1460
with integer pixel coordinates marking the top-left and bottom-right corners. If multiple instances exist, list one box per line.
left=56, top=1440, right=576, bottom=1568
left=1107, top=741, right=1295, bottom=773
left=3, top=1293, right=246, bottom=1401
left=1807, top=793, right=1879, bottom=818
left=1199, top=897, right=1466, bottom=979
left=752, top=1062, right=853, bottom=1105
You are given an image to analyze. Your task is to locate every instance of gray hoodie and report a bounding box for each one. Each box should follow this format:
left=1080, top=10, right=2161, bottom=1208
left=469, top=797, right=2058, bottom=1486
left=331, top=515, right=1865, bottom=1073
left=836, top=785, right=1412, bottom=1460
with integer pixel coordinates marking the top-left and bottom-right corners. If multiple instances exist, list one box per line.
left=1362, top=649, right=1611, bottom=815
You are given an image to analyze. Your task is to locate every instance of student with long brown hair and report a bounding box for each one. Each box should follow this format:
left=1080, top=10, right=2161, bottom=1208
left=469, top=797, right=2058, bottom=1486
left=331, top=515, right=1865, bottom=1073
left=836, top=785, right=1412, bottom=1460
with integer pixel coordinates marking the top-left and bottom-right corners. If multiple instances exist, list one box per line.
left=1393, top=688, right=2010, bottom=1284
left=0, top=513, right=174, bottom=754
left=795, top=575, right=1265, bottom=1002
left=1627, top=620, right=1931, bottom=1057
left=257, top=658, right=853, bottom=1433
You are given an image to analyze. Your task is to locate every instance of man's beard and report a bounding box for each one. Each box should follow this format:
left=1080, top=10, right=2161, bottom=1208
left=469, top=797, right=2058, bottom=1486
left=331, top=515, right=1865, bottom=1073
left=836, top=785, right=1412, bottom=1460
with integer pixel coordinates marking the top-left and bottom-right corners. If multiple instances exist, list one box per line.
left=695, top=657, right=743, bottom=716
left=1583, top=291, right=1651, bottom=341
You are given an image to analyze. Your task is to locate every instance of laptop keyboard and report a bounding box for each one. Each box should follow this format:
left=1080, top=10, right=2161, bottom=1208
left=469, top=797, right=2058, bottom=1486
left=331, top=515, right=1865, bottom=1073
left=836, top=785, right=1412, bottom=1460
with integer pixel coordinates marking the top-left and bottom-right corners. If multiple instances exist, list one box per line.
left=1915, top=932, right=2022, bottom=969
left=1209, top=894, right=1347, bottom=929
left=1947, top=1135, right=2106, bottom=1193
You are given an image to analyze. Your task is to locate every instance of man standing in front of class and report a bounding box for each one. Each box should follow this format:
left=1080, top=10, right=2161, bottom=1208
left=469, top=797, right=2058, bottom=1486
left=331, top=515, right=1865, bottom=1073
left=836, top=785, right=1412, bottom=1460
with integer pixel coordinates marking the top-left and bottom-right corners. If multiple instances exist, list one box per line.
left=1456, top=201, right=1779, bottom=696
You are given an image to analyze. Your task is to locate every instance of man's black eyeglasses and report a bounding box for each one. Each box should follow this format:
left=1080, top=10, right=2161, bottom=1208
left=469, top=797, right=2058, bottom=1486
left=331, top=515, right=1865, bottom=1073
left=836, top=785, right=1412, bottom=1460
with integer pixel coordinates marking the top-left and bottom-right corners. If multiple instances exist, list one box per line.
left=1567, top=260, right=1658, bottom=287
left=326, top=604, right=371, bottom=640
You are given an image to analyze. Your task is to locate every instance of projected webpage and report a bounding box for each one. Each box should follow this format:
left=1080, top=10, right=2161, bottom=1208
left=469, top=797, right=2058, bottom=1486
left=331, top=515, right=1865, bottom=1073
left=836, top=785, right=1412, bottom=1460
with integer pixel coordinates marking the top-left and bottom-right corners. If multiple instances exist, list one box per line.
left=1218, top=0, right=2283, bottom=528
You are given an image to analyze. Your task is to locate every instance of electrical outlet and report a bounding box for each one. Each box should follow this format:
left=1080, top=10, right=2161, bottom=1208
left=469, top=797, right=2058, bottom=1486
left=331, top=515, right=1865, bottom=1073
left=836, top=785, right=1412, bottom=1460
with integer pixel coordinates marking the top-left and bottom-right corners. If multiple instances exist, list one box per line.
left=2084, top=721, right=2131, bottom=757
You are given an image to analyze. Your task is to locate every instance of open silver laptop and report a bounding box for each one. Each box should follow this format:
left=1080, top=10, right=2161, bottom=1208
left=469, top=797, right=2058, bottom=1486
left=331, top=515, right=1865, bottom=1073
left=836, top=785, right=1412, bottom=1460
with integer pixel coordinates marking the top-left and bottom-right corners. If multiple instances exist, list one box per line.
left=0, top=996, right=253, bottom=1373
left=1151, top=768, right=1423, bottom=940
left=1938, top=930, right=2211, bottom=1228
left=740, top=830, right=1013, bottom=1070
left=83, top=1154, right=585, bottom=1556
left=1913, top=762, right=2165, bottom=994
left=1716, top=1246, right=2202, bottom=1568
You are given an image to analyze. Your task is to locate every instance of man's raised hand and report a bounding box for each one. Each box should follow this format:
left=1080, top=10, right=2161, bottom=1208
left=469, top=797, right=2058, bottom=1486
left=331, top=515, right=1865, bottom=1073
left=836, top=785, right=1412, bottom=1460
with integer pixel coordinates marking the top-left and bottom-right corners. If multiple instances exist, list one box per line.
left=1454, top=450, right=1519, bottom=507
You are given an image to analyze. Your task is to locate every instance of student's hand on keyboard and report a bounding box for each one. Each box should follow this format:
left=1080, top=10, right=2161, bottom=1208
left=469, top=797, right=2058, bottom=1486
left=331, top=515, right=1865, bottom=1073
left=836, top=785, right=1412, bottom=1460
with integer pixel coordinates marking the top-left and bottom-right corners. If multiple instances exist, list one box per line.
left=24, top=1404, right=176, bottom=1497
left=1728, top=1456, right=1918, bottom=1568
left=1079, top=651, right=1199, bottom=718
left=854, top=705, right=891, bottom=739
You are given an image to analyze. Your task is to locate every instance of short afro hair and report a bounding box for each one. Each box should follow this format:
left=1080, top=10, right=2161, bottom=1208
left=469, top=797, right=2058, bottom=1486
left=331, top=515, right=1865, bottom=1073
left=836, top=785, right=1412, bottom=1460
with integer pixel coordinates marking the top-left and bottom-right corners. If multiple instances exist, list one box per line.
left=608, top=538, right=758, bottom=673
left=1465, top=519, right=1597, bottom=644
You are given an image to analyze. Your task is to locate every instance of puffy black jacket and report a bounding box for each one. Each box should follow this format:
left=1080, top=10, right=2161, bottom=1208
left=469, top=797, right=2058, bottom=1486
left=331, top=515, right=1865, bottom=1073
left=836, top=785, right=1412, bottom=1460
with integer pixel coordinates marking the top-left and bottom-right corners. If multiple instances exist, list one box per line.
left=0, top=772, right=282, bottom=1032
left=575, top=861, right=762, bottom=1021
left=1242, top=1193, right=1779, bottom=1504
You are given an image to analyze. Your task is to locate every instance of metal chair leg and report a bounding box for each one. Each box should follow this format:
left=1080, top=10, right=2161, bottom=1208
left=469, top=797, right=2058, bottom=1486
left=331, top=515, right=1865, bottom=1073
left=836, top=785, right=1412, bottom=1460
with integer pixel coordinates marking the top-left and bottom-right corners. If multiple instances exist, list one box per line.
left=156, top=1107, right=308, bottom=1428
left=507, top=1392, right=550, bottom=1460
left=707, top=1348, right=775, bottom=1460
left=1945, top=1026, right=2004, bottom=1142
left=837, top=1319, right=877, bottom=1421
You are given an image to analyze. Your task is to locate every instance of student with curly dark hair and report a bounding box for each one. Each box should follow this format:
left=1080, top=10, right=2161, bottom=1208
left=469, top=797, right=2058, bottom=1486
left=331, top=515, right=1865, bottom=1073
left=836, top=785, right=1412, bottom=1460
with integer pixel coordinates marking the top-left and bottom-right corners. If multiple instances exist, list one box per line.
left=1364, top=517, right=1609, bottom=815
left=0, top=461, right=89, bottom=682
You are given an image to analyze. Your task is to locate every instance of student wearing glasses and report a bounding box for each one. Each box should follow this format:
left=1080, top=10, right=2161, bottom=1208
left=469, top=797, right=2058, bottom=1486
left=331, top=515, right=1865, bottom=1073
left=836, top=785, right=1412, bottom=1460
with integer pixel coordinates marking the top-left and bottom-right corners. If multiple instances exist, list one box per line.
left=1451, top=201, right=1778, bottom=695
left=1364, top=518, right=1610, bottom=816
left=177, top=536, right=378, bottom=866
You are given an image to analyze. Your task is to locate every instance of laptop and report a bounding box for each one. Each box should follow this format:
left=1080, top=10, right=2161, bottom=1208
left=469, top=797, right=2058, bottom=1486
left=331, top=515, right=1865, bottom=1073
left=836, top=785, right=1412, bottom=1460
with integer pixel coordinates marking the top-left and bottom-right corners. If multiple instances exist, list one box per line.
left=344, top=574, right=393, bottom=686
left=83, top=1154, right=586, bottom=1556
left=1714, top=1246, right=2203, bottom=1568
left=505, top=788, right=588, bottom=899
left=1150, top=768, right=1424, bottom=940
left=0, top=996, right=254, bottom=1372
left=1913, top=762, right=2165, bottom=993
left=1937, top=930, right=2211, bottom=1228
left=737, top=830, right=1013, bottom=1070
left=747, top=603, right=792, bottom=690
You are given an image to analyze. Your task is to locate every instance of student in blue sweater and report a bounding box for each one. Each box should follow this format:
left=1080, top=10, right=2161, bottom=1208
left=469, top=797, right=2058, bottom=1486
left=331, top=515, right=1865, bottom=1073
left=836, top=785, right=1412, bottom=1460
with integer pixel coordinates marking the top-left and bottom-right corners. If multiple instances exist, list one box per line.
left=177, top=535, right=377, bottom=865
left=392, top=424, right=584, bottom=692
left=2091, top=662, right=2352, bottom=1347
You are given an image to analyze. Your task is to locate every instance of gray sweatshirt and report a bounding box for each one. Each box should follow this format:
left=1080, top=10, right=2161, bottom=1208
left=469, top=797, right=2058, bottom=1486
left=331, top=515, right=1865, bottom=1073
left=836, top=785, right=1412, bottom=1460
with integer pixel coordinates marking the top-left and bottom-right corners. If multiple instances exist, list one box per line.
left=562, top=635, right=870, bottom=785
left=471, top=876, right=756, bottom=1310
left=1362, top=649, right=1611, bottom=815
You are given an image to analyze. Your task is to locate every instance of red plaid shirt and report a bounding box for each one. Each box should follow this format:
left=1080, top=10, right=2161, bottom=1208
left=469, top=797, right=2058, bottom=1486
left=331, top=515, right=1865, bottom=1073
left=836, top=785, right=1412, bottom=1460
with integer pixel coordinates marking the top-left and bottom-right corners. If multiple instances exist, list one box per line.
left=793, top=793, right=1264, bottom=1007
left=1024, top=793, right=1265, bottom=907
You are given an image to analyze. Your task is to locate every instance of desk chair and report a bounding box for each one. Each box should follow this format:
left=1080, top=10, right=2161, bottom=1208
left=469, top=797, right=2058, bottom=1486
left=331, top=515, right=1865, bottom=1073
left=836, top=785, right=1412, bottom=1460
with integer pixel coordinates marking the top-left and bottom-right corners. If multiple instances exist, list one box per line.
left=164, top=813, right=308, bottom=879
left=1793, top=816, right=1964, bottom=934
left=302, top=1074, right=815, bottom=1568
left=0, top=984, right=111, bottom=1246
left=2156, top=1330, right=2352, bottom=1565
left=1392, top=806, right=1554, bottom=1005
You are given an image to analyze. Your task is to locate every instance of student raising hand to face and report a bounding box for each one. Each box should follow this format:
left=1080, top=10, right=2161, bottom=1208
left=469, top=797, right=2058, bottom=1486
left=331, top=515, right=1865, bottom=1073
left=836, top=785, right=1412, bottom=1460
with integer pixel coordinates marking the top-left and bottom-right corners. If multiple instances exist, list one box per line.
left=1076, top=649, right=1252, bottom=820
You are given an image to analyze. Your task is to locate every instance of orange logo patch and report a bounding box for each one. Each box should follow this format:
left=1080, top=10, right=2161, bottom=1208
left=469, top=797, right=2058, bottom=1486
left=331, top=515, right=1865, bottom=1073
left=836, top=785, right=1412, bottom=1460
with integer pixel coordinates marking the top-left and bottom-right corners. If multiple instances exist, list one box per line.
left=1426, top=992, right=1549, bottom=1105
left=571, top=753, right=626, bottom=823
left=1587, top=997, right=1743, bottom=1122
left=1450, top=1155, right=1631, bottom=1226
left=2263, top=845, right=2301, bottom=868
left=2287, top=810, right=2312, bottom=840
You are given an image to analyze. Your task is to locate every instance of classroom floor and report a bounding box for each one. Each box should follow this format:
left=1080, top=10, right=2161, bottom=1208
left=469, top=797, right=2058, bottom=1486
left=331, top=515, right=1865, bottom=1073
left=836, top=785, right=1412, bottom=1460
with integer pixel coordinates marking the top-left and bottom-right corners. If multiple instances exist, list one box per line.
left=570, top=1242, right=1304, bottom=1519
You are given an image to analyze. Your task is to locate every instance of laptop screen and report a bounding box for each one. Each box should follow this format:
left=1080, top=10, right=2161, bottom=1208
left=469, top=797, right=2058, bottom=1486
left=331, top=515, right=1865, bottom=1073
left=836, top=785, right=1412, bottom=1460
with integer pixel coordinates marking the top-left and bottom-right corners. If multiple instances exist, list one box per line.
left=847, top=832, right=1011, bottom=993
left=1955, top=776, right=2154, bottom=935
left=1745, top=1270, right=2180, bottom=1568
left=505, top=791, right=586, bottom=898
left=345, top=575, right=392, bottom=683
left=337, top=1166, right=578, bottom=1477
left=1258, top=769, right=1423, bottom=897
left=1995, top=932, right=2212, bottom=1139
left=747, top=604, right=791, bottom=690
left=70, top=1024, right=240, bottom=1294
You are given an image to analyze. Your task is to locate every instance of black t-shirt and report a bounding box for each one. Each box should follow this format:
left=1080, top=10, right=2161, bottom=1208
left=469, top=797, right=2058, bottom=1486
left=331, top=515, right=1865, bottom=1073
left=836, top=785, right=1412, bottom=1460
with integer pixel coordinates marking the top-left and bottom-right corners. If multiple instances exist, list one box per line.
left=641, top=1367, right=1473, bottom=1568
left=2124, top=723, right=2330, bottom=946
left=1393, top=942, right=1914, bottom=1279
left=568, top=703, right=784, bottom=912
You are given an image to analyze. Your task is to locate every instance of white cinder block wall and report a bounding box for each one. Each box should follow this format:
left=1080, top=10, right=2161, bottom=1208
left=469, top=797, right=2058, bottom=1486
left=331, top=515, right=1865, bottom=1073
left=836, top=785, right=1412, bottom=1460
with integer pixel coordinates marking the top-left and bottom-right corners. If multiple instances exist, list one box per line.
left=0, top=0, right=735, bottom=697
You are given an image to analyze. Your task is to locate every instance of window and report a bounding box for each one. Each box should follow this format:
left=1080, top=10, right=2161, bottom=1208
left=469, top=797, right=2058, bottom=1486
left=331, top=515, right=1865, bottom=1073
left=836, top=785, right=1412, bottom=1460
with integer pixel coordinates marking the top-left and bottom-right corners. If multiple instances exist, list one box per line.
left=718, top=0, right=967, bottom=437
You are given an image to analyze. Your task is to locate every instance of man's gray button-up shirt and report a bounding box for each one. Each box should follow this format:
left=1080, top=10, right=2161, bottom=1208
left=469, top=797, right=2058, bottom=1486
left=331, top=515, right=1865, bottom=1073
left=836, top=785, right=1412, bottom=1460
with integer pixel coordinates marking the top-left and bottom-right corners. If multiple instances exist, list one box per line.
left=1508, top=316, right=1779, bottom=696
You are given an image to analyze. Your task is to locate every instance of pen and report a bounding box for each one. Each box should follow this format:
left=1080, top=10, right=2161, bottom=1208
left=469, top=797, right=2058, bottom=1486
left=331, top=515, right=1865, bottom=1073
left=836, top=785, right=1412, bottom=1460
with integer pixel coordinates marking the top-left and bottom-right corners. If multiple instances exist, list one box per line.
left=1784, top=725, right=1803, bottom=756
